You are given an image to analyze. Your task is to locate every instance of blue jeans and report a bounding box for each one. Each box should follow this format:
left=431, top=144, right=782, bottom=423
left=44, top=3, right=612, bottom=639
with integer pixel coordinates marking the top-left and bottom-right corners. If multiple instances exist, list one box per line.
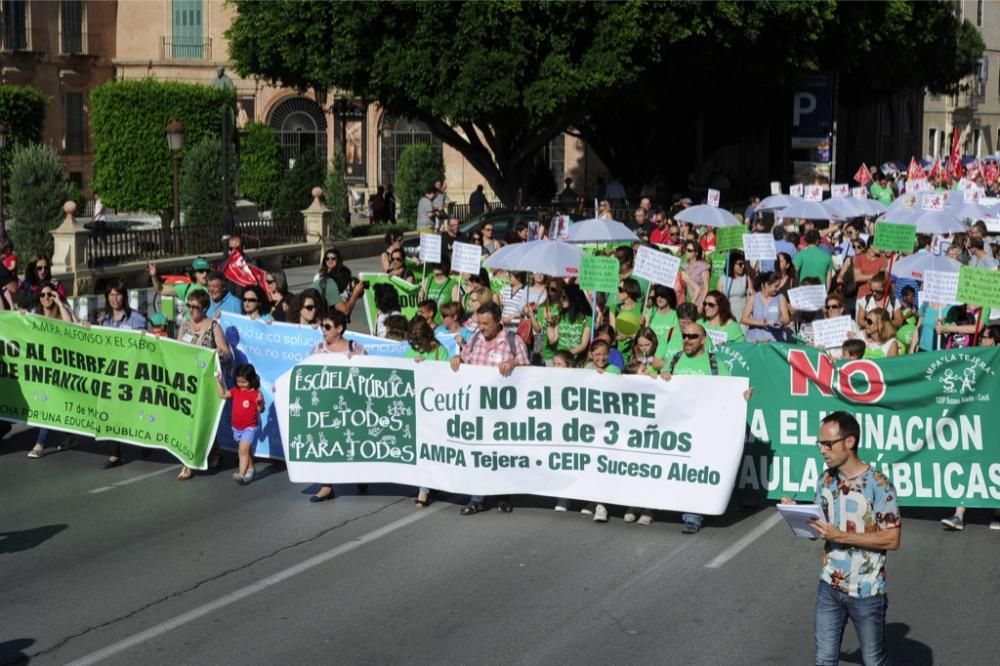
left=815, top=580, right=888, bottom=666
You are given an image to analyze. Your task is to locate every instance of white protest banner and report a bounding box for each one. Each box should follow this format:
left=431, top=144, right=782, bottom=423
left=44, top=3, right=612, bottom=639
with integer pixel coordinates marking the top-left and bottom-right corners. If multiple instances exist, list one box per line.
left=831, top=183, right=849, bottom=198
left=906, top=178, right=928, bottom=194
left=450, top=241, right=483, bottom=275
left=964, top=188, right=981, bottom=203
left=812, top=315, right=854, bottom=349
left=804, top=185, right=823, bottom=202
left=633, top=245, right=681, bottom=288
left=419, top=233, right=441, bottom=264
left=922, top=270, right=961, bottom=304
left=707, top=188, right=721, bottom=208
left=941, top=190, right=952, bottom=204
left=790, top=183, right=804, bottom=197
left=742, top=233, right=777, bottom=262
left=851, top=187, right=867, bottom=200
left=275, top=355, right=749, bottom=514
left=770, top=181, right=782, bottom=195
left=787, top=285, right=828, bottom=312
left=921, top=192, right=944, bottom=211
left=898, top=193, right=918, bottom=209
left=705, top=328, right=728, bottom=348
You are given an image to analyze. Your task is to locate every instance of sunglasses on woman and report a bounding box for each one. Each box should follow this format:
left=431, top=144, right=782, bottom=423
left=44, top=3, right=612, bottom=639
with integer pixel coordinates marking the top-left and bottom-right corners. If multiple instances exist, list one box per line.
left=40, top=292, right=56, bottom=299
left=825, top=303, right=842, bottom=310
left=322, top=323, right=337, bottom=331
left=302, top=304, right=316, bottom=311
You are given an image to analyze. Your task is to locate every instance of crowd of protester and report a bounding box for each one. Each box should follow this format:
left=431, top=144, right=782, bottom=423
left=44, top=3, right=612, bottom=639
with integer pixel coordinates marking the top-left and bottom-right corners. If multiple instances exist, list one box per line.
left=3, top=171, right=1000, bottom=533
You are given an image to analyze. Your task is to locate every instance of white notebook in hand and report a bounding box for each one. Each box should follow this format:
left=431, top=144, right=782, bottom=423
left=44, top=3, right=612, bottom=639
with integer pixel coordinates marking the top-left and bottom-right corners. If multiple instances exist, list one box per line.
left=776, top=503, right=825, bottom=538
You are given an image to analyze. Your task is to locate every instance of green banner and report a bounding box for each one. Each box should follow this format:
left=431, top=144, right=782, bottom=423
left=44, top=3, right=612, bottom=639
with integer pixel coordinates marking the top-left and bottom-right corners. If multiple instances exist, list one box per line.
left=360, top=273, right=422, bottom=334
left=713, top=342, right=1000, bottom=508
left=957, top=265, right=1000, bottom=308
left=715, top=225, right=747, bottom=252
left=579, top=255, right=620, bottom=293
left=0, top=313, right=223, bottom=468
left=873, top=222, right=917, bottom=253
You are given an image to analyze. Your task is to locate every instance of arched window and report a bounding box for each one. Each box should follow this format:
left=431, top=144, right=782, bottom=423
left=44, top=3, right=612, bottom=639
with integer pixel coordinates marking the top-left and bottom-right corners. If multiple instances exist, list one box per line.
left=380, top=116, right=442, bottom=188
left=268, top=96, right=328, bottom=164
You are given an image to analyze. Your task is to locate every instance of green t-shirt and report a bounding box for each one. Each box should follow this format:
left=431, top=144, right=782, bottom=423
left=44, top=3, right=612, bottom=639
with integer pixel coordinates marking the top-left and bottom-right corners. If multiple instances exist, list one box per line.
left=668, top=351, right=731, bottom=376
left=793, top=246, right=833, bottom=283
left=647, top=308, right=679, bottom=347
left=556, top=314, right=587, bottom=355
left=312, top=276, right=343, bottom=308
left=700, top=318, right=746, bottom=344
left=869, top=182, right=894, bottom=205
left=405, top=345, right=451, bottom=361
left=585, top=362, right=622, bottom=375
left=173, top=283, right=208, bottom=319
left=422, top=275, right=455, bottom=324
left=540, top=302, right=561, bottom=360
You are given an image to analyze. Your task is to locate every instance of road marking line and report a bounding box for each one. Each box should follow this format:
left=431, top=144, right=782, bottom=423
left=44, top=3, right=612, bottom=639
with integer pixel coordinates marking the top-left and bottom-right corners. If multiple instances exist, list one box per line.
left=65, top=502, right=446, bottom=665
left=704, top=511, right=783, bottom=569
left=88, top=465, right=182, bottom=494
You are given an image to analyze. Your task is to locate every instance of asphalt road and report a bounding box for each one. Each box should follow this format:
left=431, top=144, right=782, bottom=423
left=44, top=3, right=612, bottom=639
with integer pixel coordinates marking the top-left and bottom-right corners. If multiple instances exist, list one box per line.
left=2, top=254, right=999, bottom=665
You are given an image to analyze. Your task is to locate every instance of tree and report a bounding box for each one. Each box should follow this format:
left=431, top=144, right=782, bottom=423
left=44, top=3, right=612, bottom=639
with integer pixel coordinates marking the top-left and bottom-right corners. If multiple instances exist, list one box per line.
left=180, top=136, right=236, bottom=227
left=324, top=146, right=352, bottom=241
left=7, top=143, right=69, bottom=265
left=272, top=149, right=325, bottom=225
left=394, top=144, right=443, bottom=225
left=91, top=79, right=235, bottom=216
left=227, top=1, right=982, bottom=203
left=240, top=122, right=283, bottom=209
left=0, top=85, right=49, bottom=147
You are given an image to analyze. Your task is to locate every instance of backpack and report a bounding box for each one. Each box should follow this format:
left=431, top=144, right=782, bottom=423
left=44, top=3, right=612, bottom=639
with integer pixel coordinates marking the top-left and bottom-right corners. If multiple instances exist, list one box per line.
left=667, top=351, right=719, bottom=375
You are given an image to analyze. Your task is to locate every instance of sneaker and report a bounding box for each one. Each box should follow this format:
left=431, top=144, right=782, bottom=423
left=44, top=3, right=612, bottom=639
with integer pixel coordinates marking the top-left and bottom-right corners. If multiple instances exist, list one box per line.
left=243, top=468, right=255, bottom=483
left=554, top=499, right=569, bottom=512
left=941, top=514, right=965, bottom=531
left=623, top=508, right=637, bottom=523
left=990, top=519, right=1000, bottom=531
left=593, top=504, right=608, bottom=523
left=580, top=503, right=595, bottom=515
left=57, top=438, right=77, bottom=451
left=232, top=472, right=244, bottom=484
left=682, top=520, right=701, bottom=534
left=27, top=443, right=44, bottom=459
left=637, top=510, right=654, bottom=526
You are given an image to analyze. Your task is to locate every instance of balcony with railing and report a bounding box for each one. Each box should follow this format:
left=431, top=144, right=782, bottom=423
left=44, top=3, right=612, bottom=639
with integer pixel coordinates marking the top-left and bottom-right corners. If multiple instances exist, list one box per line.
left=159, top=36, right=212, bottom=61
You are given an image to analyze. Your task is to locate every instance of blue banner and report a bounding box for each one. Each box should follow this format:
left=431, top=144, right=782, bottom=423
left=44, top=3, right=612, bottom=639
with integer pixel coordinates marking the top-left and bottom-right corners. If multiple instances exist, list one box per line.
left=218, top=314, right=458, bottom=459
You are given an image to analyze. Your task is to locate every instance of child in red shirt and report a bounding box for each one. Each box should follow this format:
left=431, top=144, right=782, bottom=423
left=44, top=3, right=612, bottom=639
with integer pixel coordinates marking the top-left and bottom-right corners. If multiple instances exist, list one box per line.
left=216, top=364, right=264, bottom=484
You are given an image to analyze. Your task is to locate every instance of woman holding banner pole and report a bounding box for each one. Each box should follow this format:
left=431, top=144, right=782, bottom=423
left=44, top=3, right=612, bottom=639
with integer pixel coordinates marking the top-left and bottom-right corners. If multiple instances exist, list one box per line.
left=25, top=283, right=76, bottom=459
left=309, top=310, right=366, bottom=503
left=175, top=289, right=231, bottom=481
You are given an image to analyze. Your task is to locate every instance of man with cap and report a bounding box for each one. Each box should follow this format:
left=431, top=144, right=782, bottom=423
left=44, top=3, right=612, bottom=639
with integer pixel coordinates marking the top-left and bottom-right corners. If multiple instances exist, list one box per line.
left=147, top=258, right=210, bottom=319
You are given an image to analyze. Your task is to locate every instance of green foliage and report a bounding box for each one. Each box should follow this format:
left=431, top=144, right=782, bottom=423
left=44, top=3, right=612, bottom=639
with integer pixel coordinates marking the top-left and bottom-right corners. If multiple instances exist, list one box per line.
left=272, top=149, right=325, bottom=224
left=324, top=146, right=351, bottom=242
left=394, top=144, right=443, bottom=225
left=0, top=84, right=49, bottom=147
left=525, top=154, right=556, bottom=205
left=239, top=122, right=283, bottom=208
left=180, top=136, right=236, bottom=227
left=91, top=79, right=235, bottom=213
left=65, top=182, right=85, bottom=212
left=352, top=221, right=414, bottom=238
left=6, top=143, right=69, bottom=265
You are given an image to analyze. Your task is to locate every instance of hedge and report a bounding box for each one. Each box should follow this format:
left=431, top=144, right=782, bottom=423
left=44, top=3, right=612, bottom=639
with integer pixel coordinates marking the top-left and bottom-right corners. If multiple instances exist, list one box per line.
left=324, top=146, right=351, bottom=242
left=351, top=221, right=414, bottom=238
left=395, top=144, right=443, bottom=225
left=239, top=122, right=282, bottom=208
left=91, top=79, right=235, bottom=214
left=7, top=143, right=69, bottom=266
left=0, top=84, right=49, bottom=148
left=180, top=136, right=236, bottom=227
left=272, top=149, right=324, bottom=225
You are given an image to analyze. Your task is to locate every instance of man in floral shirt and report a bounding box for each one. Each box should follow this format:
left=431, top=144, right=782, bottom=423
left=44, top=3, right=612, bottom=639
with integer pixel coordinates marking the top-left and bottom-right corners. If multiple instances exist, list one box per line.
left=784, top=411, right=901, bottom=666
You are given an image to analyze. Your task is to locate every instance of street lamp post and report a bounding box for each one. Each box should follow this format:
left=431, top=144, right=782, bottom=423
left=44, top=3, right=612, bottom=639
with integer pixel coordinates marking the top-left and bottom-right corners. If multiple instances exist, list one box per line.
left=0, top=123, right=7, bottom=241
left=165, top=120, right=185, bottom=255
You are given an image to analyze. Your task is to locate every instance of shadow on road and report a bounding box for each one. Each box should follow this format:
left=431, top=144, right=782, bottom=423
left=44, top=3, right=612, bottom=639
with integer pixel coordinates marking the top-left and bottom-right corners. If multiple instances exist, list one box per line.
left=0, top=637, right=34, bottom=665
left=0, top=524, right=67, bottom=554
left=841, top=622, right=933, bottom=665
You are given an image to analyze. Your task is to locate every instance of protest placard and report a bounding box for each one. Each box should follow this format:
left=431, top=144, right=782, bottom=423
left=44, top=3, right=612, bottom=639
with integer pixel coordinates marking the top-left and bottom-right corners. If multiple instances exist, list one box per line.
left=810, top=316, right=854, bottom=348
left=0, top=313, right=223, bottom=468
left=707, top=188, right=721, bottom=208
left=851, top=187, right=867, bottom=200
left=715, top=225, right=747, bottom=252
left=419, top=234, right=441, bottom=263
left=450, top=241, right=483, bottom=275
left=897, top=193, right=918, bottom=208
left=275, top=354, right=749, bottom=514
left=742, top=233, right=777, bottom=262
left=790, top=183, right=804, bottom=197
left=360, top=273, right=422, bottom=333
left=579, top=255, right=621, bottom=293
left=633, top=245, right=681, bottom=288
left=957, top=265, right=1000, bottom=308
left=787, top=285, right=828, bottom=311
left=921, top=193, right=944, bottom=211
left=705, top=328, right=728, bottom=348
left=804, top=185, right=823, bottom=202
left=831, top=183, right=848, bottom=198
left=873, top=222, right=917, bottom=253
left=921, top=270, right=961, bottom=305
left=770, top=181, right=781, bottom=195
left=964, top=188, right=981, bottom=203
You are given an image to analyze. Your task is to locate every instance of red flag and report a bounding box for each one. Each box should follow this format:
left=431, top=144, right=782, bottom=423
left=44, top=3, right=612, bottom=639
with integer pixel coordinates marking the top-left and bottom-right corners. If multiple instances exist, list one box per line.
left=853, top=163, right=872, bottom=186
left=986, top=160, right=999, bottom=185
left=906, top=157, right=926, bottom=182
left=929, top=158, right=942, bottom=181
left=948, top=127, right=963, bottom=178
left=222, top=249, right=268, bottom=297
